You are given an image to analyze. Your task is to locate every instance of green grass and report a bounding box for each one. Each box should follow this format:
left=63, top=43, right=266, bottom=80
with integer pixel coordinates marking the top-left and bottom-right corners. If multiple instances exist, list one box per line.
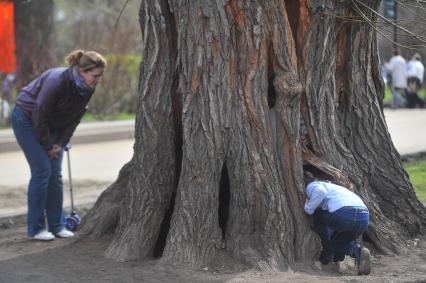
left=405, top=160, right=426, bottom=205
left=384, top=88, right=391, bottom=104
left=384, top=87, right=426, bottom=104
left=81, top=113, right=135, bottom=122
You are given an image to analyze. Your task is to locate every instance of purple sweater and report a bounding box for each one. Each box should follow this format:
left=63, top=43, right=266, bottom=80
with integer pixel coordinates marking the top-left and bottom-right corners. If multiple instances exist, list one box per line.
left=16, top=67, right=93, bottom=150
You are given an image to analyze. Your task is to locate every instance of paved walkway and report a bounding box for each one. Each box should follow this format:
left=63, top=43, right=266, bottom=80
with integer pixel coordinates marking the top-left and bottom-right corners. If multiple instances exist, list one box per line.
left=0, top=120, right=135, bottom=187
left=1, top=109, right=426, bottom=187
left=0, top=120, right=134, bottom=153
left=383, top=109, right=426, bottom=155
left=0, top=139, right=134, bottom=187
left=0, top=139, right=134, bottom=218
left=0, top=109, right=425, bottom=218
left=2, top=109, right=426, bottom=182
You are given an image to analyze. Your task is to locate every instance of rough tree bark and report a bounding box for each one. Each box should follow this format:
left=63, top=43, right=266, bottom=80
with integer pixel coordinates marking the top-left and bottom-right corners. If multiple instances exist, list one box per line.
left=81, top=0, right=426, bottom=269
left=13, top=0, right=56, bottom=89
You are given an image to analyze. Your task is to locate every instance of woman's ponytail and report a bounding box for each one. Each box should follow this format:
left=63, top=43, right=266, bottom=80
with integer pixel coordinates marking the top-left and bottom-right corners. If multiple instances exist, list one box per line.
left=65, top=50, right=85, bottom=66
left=64, top=49, right=107, bottom=71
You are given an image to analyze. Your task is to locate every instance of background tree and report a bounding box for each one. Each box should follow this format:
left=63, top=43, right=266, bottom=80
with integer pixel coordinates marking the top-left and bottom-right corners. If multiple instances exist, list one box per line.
left=53, top=0, right=143, bottom=118
left=81, top=0, right=426, bottom=269
left=13, top=0, right=56, bottom=89
left=378, top=0, right=426, bottom=62
left=10, top=0, right=142, bottom=118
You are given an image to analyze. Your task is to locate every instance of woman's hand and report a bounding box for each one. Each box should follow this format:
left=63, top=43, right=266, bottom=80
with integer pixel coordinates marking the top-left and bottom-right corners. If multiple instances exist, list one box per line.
left=47, top=144, right=62, bottom=159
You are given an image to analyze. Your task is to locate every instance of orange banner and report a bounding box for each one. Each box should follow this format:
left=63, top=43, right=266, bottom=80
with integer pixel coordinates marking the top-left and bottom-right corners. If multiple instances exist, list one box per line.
left=0, top=1, right=16, bottom=73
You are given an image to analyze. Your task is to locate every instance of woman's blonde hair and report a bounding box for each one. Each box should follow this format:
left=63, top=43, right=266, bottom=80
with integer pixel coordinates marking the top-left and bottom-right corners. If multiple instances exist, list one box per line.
left=65, top=50, right=107, bottom=71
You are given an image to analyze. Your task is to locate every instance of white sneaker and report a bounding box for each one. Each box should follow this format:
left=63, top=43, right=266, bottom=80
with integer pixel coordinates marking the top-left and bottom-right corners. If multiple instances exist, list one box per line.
left=55, top=228, right=74, bottom=238
left=31, top=230, right=55, bottom=241
left=357, top=247, right=371, bottom=275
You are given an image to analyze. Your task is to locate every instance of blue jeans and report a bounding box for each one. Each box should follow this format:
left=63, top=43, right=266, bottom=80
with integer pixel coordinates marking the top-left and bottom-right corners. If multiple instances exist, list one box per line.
left=12, top=107, right=65, bottom=236
left=313, top=206, right=369, bottom=264
left=391, top=87, right=406, bottom=109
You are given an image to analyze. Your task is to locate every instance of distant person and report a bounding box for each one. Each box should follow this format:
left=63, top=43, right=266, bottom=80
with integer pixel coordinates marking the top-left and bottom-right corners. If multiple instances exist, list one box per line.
left=381, top=63, right=390, bottom=86
left=385, top=49, right=407, bottom=109
left=406, top=53, right=425, bottom=108
left=11, top=50, right=107, bottom=241
left=1, top=73, right=15, bottom=120
left=303, top=167, right=371, bottom=275
left=2, top=73, right=15, bottom=103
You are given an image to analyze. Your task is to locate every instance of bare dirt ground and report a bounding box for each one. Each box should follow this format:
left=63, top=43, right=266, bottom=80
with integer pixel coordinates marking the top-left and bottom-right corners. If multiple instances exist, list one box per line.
left=0, top=182, right=425, bottom=283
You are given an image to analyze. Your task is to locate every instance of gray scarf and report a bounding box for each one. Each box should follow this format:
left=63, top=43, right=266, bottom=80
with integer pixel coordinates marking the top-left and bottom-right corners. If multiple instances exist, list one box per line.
left=71, top=66, right=94, bottom=98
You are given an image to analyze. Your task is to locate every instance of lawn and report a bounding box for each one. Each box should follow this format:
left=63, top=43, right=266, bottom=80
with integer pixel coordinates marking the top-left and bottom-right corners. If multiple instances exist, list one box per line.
left=405, top=160, right=426, bottom=205
left=384, top=87, right=426, bottom=104
left=81, top=112, right=135, bottom=122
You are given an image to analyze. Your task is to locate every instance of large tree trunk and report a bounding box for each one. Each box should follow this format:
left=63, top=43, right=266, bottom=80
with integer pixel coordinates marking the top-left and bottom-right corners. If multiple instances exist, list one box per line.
left=13, top=0, right=56, bottom=89
left=82, top=0, right=426, bottom=269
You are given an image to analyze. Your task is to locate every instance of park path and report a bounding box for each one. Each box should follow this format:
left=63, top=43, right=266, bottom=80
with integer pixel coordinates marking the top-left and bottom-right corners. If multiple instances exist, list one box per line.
left=0, top=109, right=425, bottom=217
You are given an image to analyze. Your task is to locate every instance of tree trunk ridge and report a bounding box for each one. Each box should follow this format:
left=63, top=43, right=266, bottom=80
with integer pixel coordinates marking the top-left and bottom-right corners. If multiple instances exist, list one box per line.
left=81, top=0, right=426, bottom=269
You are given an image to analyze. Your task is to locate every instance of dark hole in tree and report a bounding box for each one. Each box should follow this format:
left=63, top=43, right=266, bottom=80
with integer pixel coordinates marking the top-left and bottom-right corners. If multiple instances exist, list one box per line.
left=153, top=83, right=182, bottom=258
left=303, top=164, right=333, bottom=182
left=218, top=162, right=230, bottom=240
left=172, top=86, right=183, bottom=188
left=153, top=192, right=176, bottom=258
left=268, top=76, right=276, bottom=108
left=284, top=1, right=300, bottom=46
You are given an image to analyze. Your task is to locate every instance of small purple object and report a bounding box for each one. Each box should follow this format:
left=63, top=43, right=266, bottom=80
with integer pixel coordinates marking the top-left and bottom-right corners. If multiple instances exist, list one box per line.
left=65, top=213, right=81, bottom=231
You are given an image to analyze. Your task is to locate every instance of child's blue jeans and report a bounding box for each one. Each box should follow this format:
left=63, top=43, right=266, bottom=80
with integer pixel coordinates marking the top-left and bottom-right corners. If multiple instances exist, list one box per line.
left=313, top=206, right=369, bottom=264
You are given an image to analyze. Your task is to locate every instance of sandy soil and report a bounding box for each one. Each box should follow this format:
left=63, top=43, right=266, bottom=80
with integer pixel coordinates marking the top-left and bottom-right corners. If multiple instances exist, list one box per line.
left=0, top=183, right=425, bottom=283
